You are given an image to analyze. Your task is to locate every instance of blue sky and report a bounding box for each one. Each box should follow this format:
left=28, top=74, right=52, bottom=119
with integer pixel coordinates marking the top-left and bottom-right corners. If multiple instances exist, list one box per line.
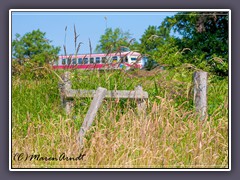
left=11, top=11, right=177, bottom=55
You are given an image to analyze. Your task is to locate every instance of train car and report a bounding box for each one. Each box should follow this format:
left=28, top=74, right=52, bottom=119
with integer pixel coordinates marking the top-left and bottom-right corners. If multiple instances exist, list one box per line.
left=52, top=51, right=147, bottom=70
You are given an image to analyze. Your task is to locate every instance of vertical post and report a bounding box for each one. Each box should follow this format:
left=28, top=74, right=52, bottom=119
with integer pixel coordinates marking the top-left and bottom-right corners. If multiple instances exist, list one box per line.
left=59, top=71, right=73, bottom=115
left=193, top=71, right=208, bottom=120
left=135, top=85, right=146, bottom=115
left=79, top=87, right=107, bottom=148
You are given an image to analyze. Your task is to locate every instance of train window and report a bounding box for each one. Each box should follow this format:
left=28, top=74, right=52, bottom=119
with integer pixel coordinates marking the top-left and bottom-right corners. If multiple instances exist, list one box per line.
left=112, top=56, right=118, bottom=63
left=96, top=57, right=100, bottom=64
left=142, top=56, right=148, bottom=66
left=72, top=58, right=77, bottom=64
left=62, top=58, right=66, bottom=65
left=90, top=57, right=94, bottom=64
left=67, top=59, right=71, bottom=65
left=83, top=58, right=88, bottom=64
left=112, top=56, right=118, bottom=60
left=78, top=58, right=83, bottom=64
left=131, top=57, right=137, bottom=61
left=124, top=57, right=128, bottom=63
left=102, top=57, right=106, bottom=63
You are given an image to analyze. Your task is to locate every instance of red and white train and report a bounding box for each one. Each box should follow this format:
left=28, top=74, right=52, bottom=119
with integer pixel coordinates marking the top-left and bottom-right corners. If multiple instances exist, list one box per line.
left=52, top=51, right=148, bottom=70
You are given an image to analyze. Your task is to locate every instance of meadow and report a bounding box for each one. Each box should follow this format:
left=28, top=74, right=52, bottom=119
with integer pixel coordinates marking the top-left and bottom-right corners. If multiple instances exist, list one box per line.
left=11, top=66, right=229, bottom=168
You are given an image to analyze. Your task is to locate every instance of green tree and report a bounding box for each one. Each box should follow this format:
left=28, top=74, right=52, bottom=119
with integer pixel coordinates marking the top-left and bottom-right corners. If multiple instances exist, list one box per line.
left=139, top=12, right=229, bottom=76
left=164, top=12, right=229, bottom=76
left=139, top=26, right=159, bottom=54
left=12, top=29, right=61, bottom=66
left=95, top=28, right=134, bottom=53
left=139, top=25, right=166, bottom=55
left=138, top=23, right=183, bottom=67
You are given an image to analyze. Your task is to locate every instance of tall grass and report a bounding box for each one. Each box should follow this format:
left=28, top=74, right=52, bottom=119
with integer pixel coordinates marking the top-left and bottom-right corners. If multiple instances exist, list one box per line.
left=12, top=68, right=228, bottom=168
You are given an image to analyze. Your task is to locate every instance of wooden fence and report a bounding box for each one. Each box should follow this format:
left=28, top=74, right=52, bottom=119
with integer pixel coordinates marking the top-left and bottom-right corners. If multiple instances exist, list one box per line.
left=58, top=70, right=207, bottom=147
left=59, top=71, right=148, bottom=147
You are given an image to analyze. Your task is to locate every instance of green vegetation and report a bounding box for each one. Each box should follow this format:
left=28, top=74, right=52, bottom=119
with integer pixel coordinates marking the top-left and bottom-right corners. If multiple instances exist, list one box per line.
left=12, top=29, right=60, bottom=65
left=95, top=27, right=136, bottom=53
left=12, top=29, right=61, bottom=78
left=12, top=69, right=228, bottom=168
left=138, top=12, right=229, bottom=76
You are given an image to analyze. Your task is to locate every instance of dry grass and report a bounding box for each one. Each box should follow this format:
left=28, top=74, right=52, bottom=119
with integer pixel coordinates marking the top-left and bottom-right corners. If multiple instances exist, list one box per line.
left=12, top=97, right=228, bottom=168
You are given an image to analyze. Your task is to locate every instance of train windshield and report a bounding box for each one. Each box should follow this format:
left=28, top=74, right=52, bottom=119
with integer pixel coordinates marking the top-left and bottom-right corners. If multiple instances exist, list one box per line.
left=142, top=56, right=148, bottom=66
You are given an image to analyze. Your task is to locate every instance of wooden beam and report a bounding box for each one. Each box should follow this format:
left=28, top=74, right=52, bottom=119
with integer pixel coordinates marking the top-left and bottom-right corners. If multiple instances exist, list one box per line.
left=66, top=89, right=148, bottom=99
left=79, top=87, right=107, bottom=148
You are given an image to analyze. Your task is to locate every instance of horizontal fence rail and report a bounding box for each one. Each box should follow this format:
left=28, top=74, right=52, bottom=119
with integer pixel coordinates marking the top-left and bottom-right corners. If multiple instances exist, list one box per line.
left=65, top=89, right=148, bottom=99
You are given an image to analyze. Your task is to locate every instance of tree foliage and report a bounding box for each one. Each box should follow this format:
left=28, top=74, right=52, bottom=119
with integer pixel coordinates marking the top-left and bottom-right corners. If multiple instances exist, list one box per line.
left=95, top=28, right=134, bottom=53
left=12, top=29, right=61, bottom=78
left=139, top=12, right=229, bottom=76
left=170, top=12, right=228, bottom=76
left=139, top=25, right=171, bottom=55
left=12, top=29, right=61, bottom=66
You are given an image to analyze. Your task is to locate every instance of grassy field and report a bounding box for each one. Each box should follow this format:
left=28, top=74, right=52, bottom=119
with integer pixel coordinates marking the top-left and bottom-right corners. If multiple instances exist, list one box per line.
left=11, top=67, right=229, bottom=168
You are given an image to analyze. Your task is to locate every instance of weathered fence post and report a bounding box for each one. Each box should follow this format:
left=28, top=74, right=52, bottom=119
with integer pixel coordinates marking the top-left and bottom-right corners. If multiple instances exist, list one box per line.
left=79, top=87, right=107, bottom=148
left=193, top=71, right=208, bottom=120
left=135, top=85, right=146, bottom=115
left=59, top=72, right=73, bottom=115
